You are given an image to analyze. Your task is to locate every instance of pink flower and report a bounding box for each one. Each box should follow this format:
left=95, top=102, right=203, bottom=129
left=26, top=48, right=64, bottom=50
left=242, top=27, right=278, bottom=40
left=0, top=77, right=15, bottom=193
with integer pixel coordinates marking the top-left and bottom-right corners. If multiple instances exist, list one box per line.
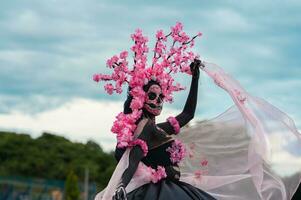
left=130, top=109, right=142, bottom=120
left=120, top=51, right=128, bottom=59
left=154, top=41, right=166, bottom=55
left=130, top=87, right=145, bottom=99
left=166, top=139, right=186, bottom=164
left=156, top=30, right=166, bottom=40
left=171, top=22, right=183, bottom=35
left=156, top=166, right=167, bottom=178
left=116, top=127, right=134, bottom=148
left=106, top=55, right=119, bottom=67
left=151, top=166, right=167, bottom=183
left=170, top=83, right=186, bottom=92
left=120, top=127, right=132, bottom=139
left=200, top=159, right=208, bottom=167
left=129, top=139, right=148, bottom=156
left=104, top=83, right=114, bottom=95
left=93, top=74, right=101, bottom=82
left=115, top=86, right=122, bottom=94
left=106, top=59, right=113, bottom=67
left=167, top=116, right=180, bottom=134
left=179, top=32, right=190, bottom=43
left=190, top=40, right=195, bottom=48
left=130, top=97, right=144, bottom=110
left=194, top=170, right=202, bottom=179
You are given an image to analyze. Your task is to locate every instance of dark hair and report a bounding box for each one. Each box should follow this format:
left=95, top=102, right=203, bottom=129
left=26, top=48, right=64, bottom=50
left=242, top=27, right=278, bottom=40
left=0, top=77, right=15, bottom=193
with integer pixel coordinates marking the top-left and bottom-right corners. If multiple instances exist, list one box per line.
left=123, top=80, right=161, bottom=114
left=142, top=80, right=161, bottom=92
left=123, top=87, right=133, bottom=114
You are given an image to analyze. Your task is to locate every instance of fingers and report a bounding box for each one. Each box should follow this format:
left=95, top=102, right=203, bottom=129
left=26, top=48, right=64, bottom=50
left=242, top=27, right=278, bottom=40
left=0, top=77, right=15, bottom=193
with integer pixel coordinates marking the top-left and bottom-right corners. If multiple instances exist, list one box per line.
left=112, top=192, right=116, bottom=200
left=116, top=190, right=120, bottom=200
left=194, top=59, right=201, bottom=65
left=190, top=59, right=201, bottom=68
left=113, top=189, right=121, bottom=200
left=199, top=61, right=205, bottom=69
left=121, top=190, right=127, bottom=200
left=113, top=186, right=127, bottom=200
left=119, top=187, right=127, bottom=200
left=194, top=59, right=205, bottom=69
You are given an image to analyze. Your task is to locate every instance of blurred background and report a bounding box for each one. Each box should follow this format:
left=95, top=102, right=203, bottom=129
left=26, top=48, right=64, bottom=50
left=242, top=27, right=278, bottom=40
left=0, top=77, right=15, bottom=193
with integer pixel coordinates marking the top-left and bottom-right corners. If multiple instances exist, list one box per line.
left=0, top=0, right=300, bottom=199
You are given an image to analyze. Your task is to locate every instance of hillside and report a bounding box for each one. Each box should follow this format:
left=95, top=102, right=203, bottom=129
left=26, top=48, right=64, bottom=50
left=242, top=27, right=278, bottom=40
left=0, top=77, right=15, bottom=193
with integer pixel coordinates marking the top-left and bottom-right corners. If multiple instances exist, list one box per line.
left=0, top=131, right=116, bottom=190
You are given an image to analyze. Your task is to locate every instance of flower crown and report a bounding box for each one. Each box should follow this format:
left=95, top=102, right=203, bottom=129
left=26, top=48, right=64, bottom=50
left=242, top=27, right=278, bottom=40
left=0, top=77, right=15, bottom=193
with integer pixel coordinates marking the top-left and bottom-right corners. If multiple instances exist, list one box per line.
left=93, top=22, right=201, bottom=149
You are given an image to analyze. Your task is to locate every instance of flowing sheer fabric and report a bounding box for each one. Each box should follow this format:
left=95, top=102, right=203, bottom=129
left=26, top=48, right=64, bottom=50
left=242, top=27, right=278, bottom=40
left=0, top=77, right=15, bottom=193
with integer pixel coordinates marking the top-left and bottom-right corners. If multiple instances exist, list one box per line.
left=95, top=62, right=301, bottom=200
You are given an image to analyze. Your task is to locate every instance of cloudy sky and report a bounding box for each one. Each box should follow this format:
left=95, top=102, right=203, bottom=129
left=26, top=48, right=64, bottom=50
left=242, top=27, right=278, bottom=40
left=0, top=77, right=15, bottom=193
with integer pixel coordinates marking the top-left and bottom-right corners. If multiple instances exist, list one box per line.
left=0, top=0, right=300, bottom=151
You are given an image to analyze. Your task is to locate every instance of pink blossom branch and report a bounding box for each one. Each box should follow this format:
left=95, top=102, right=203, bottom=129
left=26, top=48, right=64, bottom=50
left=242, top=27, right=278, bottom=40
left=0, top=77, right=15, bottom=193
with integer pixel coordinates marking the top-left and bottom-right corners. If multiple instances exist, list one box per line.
left=165, top=32, right=172, bottom=38
left=183, top=34, right=199, bottom=45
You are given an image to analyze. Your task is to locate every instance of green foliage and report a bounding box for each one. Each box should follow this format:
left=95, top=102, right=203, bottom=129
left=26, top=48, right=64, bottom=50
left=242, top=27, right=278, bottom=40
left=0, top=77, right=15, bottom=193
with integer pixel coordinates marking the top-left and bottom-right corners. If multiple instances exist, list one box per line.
left=0, top=131, right=117, bottom=190
left=65, top=170, right=80, bottom=200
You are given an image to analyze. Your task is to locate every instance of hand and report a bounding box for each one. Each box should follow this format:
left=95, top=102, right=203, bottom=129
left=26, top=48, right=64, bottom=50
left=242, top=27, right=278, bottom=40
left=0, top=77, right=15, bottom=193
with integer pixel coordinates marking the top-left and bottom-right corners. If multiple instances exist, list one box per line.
left=112, top=184, right=127, bottom=200
left=190, top=59, right=201, bottom=78
left=127, top=86, right=132, bottom=96
left=165, top=166, right=181, bottom=181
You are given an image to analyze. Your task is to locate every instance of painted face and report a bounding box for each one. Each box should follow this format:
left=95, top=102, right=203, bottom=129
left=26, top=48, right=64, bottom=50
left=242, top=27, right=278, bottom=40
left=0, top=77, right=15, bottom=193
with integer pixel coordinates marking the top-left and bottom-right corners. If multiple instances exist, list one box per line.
left=143, top=84, right=164, bottom=116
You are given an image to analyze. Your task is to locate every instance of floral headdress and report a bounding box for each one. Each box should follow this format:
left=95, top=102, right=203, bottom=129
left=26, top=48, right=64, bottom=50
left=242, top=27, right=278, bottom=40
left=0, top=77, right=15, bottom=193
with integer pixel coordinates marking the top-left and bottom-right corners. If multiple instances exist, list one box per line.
left=93, top=22, right=201, bottom=150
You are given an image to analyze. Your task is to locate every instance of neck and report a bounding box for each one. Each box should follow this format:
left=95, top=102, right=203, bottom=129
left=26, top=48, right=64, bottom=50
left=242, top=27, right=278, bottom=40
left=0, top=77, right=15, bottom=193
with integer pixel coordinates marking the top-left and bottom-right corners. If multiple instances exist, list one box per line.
left=143, top=110, right=156, bottom=123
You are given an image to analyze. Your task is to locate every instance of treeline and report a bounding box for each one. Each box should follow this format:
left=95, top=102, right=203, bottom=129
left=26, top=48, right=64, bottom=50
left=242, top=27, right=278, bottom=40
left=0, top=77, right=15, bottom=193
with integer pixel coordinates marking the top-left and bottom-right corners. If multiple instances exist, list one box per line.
left=0, top=131, right=116, bottom=190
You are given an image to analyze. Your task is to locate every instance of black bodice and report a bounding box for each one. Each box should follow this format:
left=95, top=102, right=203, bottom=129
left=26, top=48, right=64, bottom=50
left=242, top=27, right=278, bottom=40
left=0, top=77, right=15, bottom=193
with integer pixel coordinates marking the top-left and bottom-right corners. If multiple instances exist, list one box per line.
left=141, top=140, right=174, bottom=168
left=114, top=140, right=175, bottom=169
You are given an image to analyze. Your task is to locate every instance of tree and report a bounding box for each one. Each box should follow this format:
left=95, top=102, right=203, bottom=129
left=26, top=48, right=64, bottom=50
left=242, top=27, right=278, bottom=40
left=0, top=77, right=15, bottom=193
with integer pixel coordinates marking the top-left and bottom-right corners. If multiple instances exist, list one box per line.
left=65, top=170, right=80, bottom=200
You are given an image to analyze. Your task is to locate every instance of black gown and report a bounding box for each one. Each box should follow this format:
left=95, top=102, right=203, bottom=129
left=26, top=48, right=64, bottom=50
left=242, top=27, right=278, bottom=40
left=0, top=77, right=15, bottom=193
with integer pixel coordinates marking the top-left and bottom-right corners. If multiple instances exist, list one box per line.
left=115, top=140, right=217, bottom=200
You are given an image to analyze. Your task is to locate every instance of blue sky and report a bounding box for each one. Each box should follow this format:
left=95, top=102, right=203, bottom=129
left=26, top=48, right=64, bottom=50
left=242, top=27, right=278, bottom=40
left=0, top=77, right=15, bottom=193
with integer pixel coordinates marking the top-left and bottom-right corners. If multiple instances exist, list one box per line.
left=0, top=0, right=300, bottom=151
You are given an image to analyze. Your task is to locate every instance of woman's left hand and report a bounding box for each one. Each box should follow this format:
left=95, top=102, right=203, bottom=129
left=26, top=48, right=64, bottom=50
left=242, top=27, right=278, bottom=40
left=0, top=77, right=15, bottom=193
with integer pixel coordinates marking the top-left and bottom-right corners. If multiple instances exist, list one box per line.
left=190, top=59, right=201, bottom=78
left=112, top=184, right=127, bottom=200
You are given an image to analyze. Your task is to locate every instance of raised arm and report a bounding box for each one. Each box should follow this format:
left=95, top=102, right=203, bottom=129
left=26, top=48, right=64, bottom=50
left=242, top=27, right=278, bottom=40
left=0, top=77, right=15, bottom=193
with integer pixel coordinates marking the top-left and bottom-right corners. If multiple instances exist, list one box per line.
left=157, top=59, right=201, bottom=134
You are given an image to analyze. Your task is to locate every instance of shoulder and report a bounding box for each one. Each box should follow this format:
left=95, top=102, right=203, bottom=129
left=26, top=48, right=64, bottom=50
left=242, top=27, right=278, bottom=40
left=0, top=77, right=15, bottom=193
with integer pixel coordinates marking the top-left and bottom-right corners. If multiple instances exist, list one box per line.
left=134, top=118, right=153, bottom=137
left=133, top=118, right=157, bottom=146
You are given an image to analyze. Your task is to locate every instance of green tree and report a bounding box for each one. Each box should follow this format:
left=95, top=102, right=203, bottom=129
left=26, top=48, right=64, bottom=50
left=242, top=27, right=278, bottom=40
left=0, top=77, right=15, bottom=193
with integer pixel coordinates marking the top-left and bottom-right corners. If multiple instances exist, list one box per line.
left=65, top=170, right=80, bottom=200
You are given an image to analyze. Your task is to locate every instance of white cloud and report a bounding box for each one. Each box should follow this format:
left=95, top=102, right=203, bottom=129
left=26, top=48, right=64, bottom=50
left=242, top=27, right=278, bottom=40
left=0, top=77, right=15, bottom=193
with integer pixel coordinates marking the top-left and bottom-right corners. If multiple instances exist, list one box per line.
left=268, top=132, right=301, bottom=176
left=0, top=98, right=180, bottom=151
left=195, top=8, right=255, bottom=33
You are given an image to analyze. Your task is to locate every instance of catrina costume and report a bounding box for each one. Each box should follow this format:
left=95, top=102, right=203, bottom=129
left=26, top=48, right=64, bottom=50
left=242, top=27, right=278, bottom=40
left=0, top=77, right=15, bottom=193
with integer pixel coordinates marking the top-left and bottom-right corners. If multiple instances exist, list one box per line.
left=93, top=23, right=301, bottom=200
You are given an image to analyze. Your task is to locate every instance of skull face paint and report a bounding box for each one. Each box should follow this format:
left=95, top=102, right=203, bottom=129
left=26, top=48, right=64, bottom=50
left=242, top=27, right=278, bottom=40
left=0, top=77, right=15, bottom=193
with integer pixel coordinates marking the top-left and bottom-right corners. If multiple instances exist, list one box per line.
left=143, top=84, right=164, bottom=116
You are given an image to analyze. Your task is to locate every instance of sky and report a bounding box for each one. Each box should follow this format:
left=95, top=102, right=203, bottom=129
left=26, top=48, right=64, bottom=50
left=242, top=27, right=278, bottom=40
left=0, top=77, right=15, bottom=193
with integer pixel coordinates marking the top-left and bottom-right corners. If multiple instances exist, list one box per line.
left=0, top=0, right=300, bottom=151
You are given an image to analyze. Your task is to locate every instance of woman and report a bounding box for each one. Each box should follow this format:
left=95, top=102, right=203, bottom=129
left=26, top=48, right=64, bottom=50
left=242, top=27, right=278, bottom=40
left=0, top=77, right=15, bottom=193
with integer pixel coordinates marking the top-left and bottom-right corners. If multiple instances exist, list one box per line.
left=112, top=59, right=216, bottom=199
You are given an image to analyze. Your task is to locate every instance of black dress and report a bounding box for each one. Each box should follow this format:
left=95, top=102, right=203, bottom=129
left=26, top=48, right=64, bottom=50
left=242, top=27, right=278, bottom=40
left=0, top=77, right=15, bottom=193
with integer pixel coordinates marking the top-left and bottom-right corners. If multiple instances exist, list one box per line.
left=115, top=140, right=217, bottom=200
